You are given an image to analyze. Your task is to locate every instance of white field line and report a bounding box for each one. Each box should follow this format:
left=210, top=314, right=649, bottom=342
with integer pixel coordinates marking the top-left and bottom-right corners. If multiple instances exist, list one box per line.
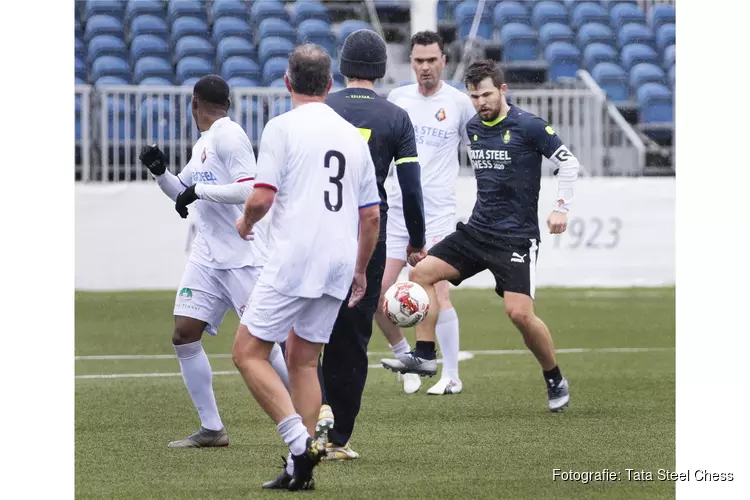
left=75, top=347, right=673, bottom=380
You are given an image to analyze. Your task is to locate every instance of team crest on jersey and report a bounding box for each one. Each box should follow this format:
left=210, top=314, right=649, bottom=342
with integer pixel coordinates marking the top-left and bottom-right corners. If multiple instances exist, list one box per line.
left=503, top=130, right=511, bottom=144
left=435, top=108, right=447, bottom=122
left=201, top=147, right=207, bottom=163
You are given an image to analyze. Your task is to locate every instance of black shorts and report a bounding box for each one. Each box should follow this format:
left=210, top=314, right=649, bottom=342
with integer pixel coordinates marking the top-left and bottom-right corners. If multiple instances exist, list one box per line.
left=428, top=222, right=539, bottom=298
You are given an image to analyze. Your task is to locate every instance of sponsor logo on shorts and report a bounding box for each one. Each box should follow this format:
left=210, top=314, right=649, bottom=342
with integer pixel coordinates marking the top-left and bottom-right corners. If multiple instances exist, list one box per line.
left=510, top=252, right=527, bottom=264
left=239, top=305, right=247, bottom=316
left=178, top=287, right=193, bottom=299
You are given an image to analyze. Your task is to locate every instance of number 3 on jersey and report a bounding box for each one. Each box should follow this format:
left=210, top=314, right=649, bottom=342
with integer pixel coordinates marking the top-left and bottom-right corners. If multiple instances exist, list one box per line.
left=324, top=150, right=346, bottom=212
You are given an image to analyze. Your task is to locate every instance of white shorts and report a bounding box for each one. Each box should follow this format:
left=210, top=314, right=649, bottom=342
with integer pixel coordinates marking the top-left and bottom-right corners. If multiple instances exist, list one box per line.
left=386, top=214, right=455, bottom=261
left=174, top=261, right=262, bottom=336
left=240, top=282, right=343, bottom=345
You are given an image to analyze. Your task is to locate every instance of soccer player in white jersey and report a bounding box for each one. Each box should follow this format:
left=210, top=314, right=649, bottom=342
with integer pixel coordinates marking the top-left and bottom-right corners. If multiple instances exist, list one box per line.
left=138, top=75, right=289, bottom=448
left=376, top=31, right=477, bottom=395
left=231, top=45, right=381, bottom=491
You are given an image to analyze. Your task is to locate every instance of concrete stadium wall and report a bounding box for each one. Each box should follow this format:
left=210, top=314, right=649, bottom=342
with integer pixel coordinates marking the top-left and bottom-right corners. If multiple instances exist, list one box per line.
left=75, top=178, right=674, bottom=291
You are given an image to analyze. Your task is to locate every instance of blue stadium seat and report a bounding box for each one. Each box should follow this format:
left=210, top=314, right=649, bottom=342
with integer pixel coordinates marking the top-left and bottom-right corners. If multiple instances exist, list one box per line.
left=139, top=76, right=172, bottom=86
left=174, top=36, right=214, bottom=62
left=171, top=17, right=209, bottom=46
left=76, top=37, right=85, bottom=59
left=591, top=62, right=629, bottom=101
left=269, top=78, right=287, bottom=88
left=583, top=43, right=617, bottom=71
left=539, top=23, right=574, bottom=47
left=75, top=18, right=83, bottom=39
left=181, top=76, right=201, bottom=87
left=176, top=57, right=214, bottom=83
left=262, top=57, right=289, bottom=86
left=258, top=36, right=295, bottom=66
left=221, top=56, right=262, bottom=81
left=133, top=56, right=173, bottom=83
left=649, top=4, right=675, bottom=31
left=130, top=15, right=168, bottom=40
left=636, top=82, right=672, bottom=124
left=87, top=35, right=127, bottom=63
left=545, top=41, right=581, bottom=81
left=455, top=1, right=493, bottom=40
left=291, top=1, right=331, bottom=26
left=141, top=97, right=178, bottom=141
left=668, top=65, right=674, bottom=88
left=600, top=0, right=638, bottom=11
left=227, top=76, right=260, bottom=88
left=250, top=1, right=288, bottom=29
left=76, top=57, right=87, bottom=81
left=338, top=20, right=373, bottom=45
left=130, top=34, right=170, bottom=61
left=95, top=75, right=129, bottom=86
left=663, top=44, right=675, bottom=70
left=500, top=23, right=538, bottom=62
left=212, top=17, right=252, bottom=44
left=576, top=22, right=616, bottom=49
left=609, top=3, right=646, bottom=31
left=493, top=2, right=530, bottom=31
left=167, top=0, right=206, bottom=26
left=618, top=22, right=654, bottom=49
left=298, top=19, right=337, bottom=57
left=216, top=36, right=257, bottom=63
left=620, top=43, right=658, bottom=71
left=107, top=96, right=136, bottom=141
left=92, top=56, right=131, bottom=82
left=571, top=2, right=608, bottom=30
left=84, top=15, right=124, bottom=42
left=235, top=100, right=263, bottom=142
left=76, top=76, right=86, bottom=85
left=84, top=0, right=124, bottom=20
left=125, top=0, right=165, bottom=25
left=211, top=0, right=248, bottom=21
left=531, top=1, right=568, bottom=30
left=656, top=24, right=675, bottom=55
left=258, top=18, right=296, bottom=44
left=629, top=62, right=666, bottom=91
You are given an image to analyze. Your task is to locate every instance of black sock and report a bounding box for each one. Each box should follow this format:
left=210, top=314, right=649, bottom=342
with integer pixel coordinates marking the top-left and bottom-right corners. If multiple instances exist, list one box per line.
left=543, top=366, right=562, bottom=386
left=414, top=341, right=436, bottom=360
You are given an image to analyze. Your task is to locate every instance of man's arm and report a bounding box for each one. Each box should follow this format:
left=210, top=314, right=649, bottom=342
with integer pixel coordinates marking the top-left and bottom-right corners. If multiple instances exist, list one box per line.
left=394, top=110, right=426, bottom=249
left=526, top=118, right=580, bottom=213
left=195, top=127, right=257, bottom=204
left=139, top=144, right=193, bottom=201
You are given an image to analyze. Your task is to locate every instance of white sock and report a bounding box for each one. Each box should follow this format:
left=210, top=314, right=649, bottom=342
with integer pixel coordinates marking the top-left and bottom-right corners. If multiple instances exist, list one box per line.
left=390, top=338, right=411, bottom=357
left=269, top=343, right=290, bottom=391
left=436, top=308, right=460, bottom=380
left=174, top=340, right=223, bottom=431
left=277, top=413, right=310, bottom=456
left=285, top=451, right=294, bottom=475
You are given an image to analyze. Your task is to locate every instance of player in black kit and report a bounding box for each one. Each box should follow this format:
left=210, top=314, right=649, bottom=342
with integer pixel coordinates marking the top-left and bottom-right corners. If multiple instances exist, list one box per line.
left=315, top=30, right=426, bottom=461
left=381, top=60, right=580, bottom=412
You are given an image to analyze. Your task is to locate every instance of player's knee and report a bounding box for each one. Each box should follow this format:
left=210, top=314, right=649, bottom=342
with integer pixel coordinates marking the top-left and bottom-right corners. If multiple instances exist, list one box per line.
left=408, top=262, right=434, bottom=286
left=506, top=306, right=533, bottom=329
left=172, top=323, right=202, bottom=345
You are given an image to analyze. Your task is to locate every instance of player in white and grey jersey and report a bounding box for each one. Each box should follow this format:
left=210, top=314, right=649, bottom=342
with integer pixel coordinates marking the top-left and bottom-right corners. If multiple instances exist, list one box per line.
left=139, top=75, right=289, bottom=448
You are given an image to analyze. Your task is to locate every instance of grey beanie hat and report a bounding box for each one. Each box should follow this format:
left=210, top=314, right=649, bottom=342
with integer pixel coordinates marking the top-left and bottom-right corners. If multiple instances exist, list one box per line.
left=339, top=29, right=387, bottom=80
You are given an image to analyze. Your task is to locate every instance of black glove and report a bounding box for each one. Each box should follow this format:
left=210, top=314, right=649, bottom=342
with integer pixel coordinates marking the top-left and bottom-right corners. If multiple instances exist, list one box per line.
left=175, top=184, right=199, bottom=219
left=139, top=144, right=166, bottom=176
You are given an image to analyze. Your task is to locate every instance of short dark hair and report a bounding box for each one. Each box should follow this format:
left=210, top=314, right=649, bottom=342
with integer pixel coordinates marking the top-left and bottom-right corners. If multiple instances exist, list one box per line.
left=464, top=60, right=505, bottom=89
left=410, top=30, right=444, bottom=54
left=193, top=75, right=230, bottom=109
left=287, top=44, right=332, bottom=97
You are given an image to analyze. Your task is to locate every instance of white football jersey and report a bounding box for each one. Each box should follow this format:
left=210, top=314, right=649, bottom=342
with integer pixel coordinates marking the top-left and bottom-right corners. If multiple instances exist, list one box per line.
left=178, top=117, right=268, bottom=269
left=254, top=102, right=380, bottom=301
left=387, top=82, right=476, bottom=227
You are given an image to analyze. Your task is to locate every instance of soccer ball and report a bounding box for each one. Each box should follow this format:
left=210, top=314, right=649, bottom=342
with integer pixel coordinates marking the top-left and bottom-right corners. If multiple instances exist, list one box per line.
left=382, top=281, right=430, bottom=328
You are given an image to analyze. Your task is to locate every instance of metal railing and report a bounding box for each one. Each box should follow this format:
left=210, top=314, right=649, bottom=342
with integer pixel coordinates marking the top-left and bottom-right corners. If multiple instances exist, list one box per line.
left=78, top=83, right=615, bottom=181
left=577, top=70, right=647, bottom=176
left=75, top=85, right=92, bottom=181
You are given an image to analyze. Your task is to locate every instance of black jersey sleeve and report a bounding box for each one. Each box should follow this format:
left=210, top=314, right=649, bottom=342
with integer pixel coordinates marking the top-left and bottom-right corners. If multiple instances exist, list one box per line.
left=393, top=109, right=425, bottom=249
left=524, top=115, right=565, bottom=159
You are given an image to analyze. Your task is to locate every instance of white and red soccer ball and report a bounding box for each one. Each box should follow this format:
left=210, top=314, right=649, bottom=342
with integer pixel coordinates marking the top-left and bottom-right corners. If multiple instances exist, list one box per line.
left=382, top=281, right=430, bottom=328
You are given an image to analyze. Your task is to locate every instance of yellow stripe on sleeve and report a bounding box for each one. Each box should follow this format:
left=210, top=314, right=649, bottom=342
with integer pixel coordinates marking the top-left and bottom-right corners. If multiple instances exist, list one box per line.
left=395, top=157, right=418, bottom=165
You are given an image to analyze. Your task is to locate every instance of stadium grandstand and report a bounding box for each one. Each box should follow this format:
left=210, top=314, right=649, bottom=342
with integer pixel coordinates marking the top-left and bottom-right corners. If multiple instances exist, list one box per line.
left=74, top=0, right=675, bottom=181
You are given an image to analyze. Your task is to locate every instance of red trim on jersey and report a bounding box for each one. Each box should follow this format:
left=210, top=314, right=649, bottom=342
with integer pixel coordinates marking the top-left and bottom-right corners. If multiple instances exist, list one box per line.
left=236, top=177, right=255, bottom=183
left=254, top=183, right=278, bottom=192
